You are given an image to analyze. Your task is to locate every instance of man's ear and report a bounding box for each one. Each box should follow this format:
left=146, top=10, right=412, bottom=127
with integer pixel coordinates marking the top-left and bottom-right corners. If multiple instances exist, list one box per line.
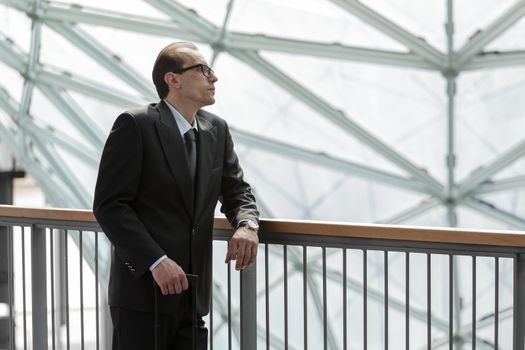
left=164, top=72, right=181, bottom=89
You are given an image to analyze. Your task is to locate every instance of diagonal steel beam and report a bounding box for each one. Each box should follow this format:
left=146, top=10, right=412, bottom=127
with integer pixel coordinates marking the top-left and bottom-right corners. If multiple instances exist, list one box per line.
left=38, top=0, right=200, bottom=40
left=0, top=87, right=17, bottom=117
left=464, top=50, right=525, bottom=70
left=473, top=175, right=525, bottom=195
left=18, top=117, right=100, bottom=167
left=226, top=34, right=436, bottom=70
left=231, top=127, right=434, bottom=195
left=143, top=0, right=218, bottom=39
left=0, top=33, right=27, bottom=73
left=37, top=84, right=105, bottom=148
left=0, top=0, right=29, bottom=11
left=45, top=21, right=157, bottom=100
left=461, top=196, right=525, bottom=230
left=328, top=0, right=445, bottom=68
left=457, top=138, right=525, bottom=198
left=37, top=65, right=147, bottom=107
left=30, top=135, right=92, bottom=208
left=0, top=86, right=99, bottom=166
left=376, top=196, right=442, bottom=224
left=456, top=0, right=525, bottom=69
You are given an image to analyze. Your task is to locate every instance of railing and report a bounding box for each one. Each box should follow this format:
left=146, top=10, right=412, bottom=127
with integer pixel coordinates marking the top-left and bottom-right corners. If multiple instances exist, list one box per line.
left=1, top=205, right=525, bottom=349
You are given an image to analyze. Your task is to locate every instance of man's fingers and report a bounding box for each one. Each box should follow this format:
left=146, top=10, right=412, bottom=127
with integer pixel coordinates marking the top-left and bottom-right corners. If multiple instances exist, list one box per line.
left=167, top=283, right=175, bottom=295
left=160, top=285, right=168, bottom=296
left=240, top=245, right=252, bottom=269
left=175, top=279, right=184, bottom=294
left=235, top=248, right=243, bottom=270
left=181, top=274, right=189, bottom=291
left=248, top=245, right=258, bottom=266
left=225, top=239, right=239, bottom=264
left=235, top=241, right=248, bottom=270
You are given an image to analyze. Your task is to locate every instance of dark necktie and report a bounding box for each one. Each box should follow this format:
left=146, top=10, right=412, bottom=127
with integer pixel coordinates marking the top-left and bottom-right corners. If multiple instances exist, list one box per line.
left=184, top=128, right=197, bottom=182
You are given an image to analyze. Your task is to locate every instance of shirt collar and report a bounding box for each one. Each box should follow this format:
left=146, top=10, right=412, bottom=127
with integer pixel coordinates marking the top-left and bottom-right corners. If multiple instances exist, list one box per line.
left=163, top=99, right=199, bottom=136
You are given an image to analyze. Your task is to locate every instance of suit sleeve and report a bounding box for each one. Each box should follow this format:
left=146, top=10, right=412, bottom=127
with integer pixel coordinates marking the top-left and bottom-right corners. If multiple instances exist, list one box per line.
left=93, top=113, right=164, bottom=279
left=219, top=123, right=259, bottom=227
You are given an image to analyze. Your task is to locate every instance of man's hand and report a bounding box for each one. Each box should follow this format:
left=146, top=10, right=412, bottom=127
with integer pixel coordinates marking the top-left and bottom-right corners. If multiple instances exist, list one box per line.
left=151, top=258, right=188, bottom=295
left=225, top=226, right=259, bottom=270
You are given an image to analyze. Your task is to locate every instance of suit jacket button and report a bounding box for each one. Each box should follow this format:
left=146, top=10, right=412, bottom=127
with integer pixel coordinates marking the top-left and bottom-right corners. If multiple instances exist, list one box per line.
left=130, top=268, right=135, bottom=272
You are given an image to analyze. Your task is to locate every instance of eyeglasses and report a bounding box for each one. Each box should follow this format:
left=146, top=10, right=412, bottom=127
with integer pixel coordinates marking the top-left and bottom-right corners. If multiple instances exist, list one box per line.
left=176, top=64, right=214, bottom=78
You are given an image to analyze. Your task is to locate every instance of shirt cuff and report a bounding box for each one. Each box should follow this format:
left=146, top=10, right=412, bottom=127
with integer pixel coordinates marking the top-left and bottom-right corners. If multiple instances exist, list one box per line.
left=149, top=255, right=167, bottom=271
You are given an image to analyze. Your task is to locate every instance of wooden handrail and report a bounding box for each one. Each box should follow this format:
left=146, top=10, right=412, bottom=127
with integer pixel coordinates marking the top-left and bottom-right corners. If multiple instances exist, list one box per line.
left=1, top=204, right=525, bottom=248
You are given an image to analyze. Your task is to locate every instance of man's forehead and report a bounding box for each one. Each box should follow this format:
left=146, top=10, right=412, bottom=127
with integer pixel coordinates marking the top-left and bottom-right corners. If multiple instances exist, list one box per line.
left=178, top=48, right=207, bottom=64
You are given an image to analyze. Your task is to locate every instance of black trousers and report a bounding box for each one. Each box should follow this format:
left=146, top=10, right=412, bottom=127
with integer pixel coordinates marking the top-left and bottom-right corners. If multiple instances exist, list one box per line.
left=110, top=293, right=208, bottom=350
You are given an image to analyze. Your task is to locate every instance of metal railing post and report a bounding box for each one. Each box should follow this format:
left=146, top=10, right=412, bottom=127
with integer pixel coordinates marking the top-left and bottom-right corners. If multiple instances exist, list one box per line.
left=240, top=263, right=257, bottom=350
left=31, top=225, right=48, bottom=349
left=514, top=253, right=525, bottom=350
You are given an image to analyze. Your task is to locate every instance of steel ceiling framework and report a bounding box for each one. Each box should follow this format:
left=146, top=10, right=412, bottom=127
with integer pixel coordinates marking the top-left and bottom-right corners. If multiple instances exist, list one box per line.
left=1, top=0, right=525, bottom=348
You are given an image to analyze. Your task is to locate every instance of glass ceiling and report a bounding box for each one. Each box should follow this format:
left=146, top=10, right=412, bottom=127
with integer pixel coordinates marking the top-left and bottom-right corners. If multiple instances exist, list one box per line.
left=0, top=0, right=524, bottom=228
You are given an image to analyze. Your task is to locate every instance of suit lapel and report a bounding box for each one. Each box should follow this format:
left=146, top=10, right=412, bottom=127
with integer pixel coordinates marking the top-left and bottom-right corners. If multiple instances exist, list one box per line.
left=154, top=101, right=194, bottom=216
left=194, top=111, right=217, bottom=219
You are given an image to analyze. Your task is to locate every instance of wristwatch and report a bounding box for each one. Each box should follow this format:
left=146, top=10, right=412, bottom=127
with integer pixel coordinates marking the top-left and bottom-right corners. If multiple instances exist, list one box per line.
left=239, top=220, right=259, bottom=231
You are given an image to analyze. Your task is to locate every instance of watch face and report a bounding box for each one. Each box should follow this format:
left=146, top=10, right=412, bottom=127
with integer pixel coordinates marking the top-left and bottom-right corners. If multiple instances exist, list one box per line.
left=247, top=221, right=259, bottom=230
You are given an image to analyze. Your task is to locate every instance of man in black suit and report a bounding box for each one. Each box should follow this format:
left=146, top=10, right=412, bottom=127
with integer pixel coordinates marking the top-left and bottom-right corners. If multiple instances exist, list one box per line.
left=93, top=42, right=259, bottom=350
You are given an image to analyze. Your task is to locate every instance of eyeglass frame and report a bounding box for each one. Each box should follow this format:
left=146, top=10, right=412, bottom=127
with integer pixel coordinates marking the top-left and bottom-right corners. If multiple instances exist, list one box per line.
left=174, top=64, right=214, bottom=78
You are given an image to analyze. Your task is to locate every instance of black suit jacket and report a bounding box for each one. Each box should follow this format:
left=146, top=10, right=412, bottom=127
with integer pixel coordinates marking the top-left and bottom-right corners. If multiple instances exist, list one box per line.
left=93, top=101, right=258, bottom=316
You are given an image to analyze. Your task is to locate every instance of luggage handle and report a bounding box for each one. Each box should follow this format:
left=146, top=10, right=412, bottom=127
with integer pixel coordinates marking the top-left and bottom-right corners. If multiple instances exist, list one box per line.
left=154, top=274, right=199, bottom=350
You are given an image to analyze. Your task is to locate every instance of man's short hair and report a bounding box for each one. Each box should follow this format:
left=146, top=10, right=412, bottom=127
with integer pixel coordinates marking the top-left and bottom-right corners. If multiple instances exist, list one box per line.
left=152, top=42, right=199, bottom=99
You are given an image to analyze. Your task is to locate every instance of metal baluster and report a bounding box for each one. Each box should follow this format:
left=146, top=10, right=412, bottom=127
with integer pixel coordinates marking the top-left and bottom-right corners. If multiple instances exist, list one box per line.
left=95, top=232, right=100, bottom=350
left=284, top=245, right=288, bottom=350
left=22, top=227, right=27, bottom=350
left=513, top=254, right=525, bottom=350
left=406, top=252, right=410, bottom=350
left=31, top=225, right=48, bottom=350
left=50, top=230, right=56, bottom=350
left=7, top=226, right=15, bottom=350
left=303, top=246, right=307, bottom=350
left=240, top=258, right=256, bottom=350
left=495, top=257, right=499, bottom=349
left=227, top=259, right=231, bottom=350
left=80, top=231, right=85, bottom=350
left=343, top=249, right=347, bottom=350
left=472, top=256, right=476, bottom=350
left=385, top=251, right=388, bottom=350
left=364, top=249, right=367, bottom=350
left=449, top=255, right=453, bottom=350
left=266, top=244, right=270, bottom=350
left=322, top=247, right=327, bottom=350
left=427, top=254, right=431, bottom=350
left=65, top=230, right=70, bottom=350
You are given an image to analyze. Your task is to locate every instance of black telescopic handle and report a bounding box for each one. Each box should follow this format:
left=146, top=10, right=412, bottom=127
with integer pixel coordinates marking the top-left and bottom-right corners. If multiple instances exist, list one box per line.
left=186, top=274, right=199, bottom=350
left=154, top=274, right=199, bottom=350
